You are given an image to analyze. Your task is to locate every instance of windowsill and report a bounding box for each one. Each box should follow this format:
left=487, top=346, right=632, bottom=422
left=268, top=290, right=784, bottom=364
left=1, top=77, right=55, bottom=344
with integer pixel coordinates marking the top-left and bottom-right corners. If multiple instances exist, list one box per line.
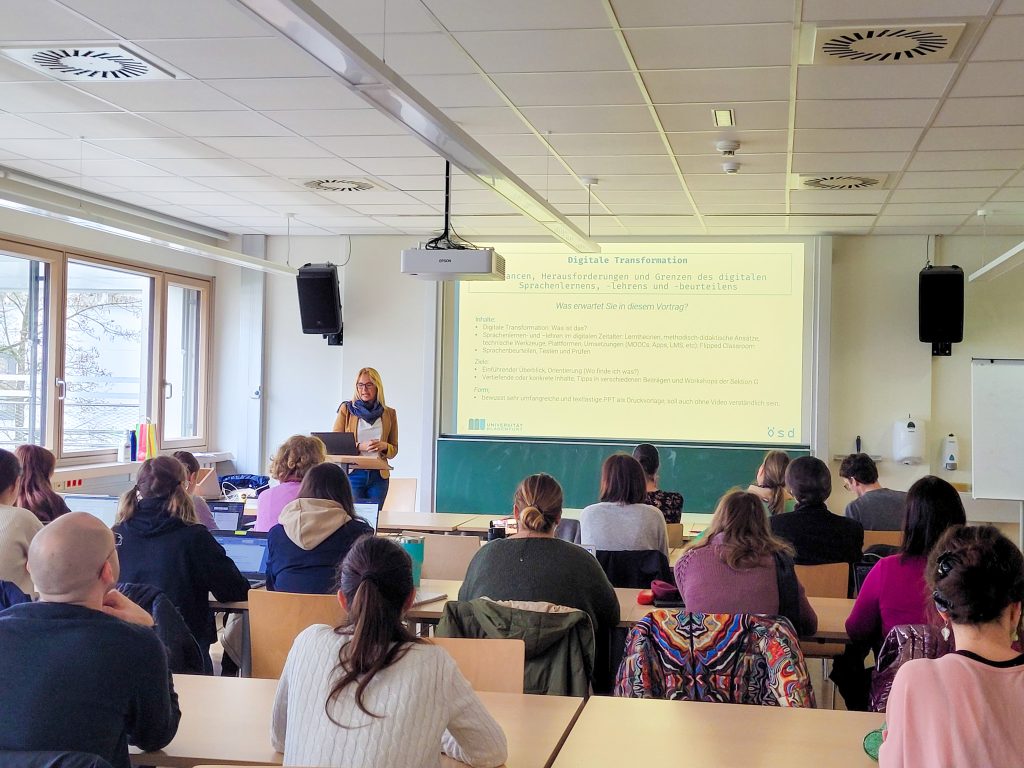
left=54, top=462, right=141, bottom=481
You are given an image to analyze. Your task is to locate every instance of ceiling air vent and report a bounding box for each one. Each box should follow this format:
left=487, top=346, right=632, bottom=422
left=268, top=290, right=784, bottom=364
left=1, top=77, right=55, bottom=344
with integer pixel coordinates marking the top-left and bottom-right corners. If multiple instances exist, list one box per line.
left=795, top=174, right=888, bottom=191
left=812, top=24, right=964, bottom=64
left=0, top=45, right=174, bottom=80
left=303, top=178, right=380, bottom=193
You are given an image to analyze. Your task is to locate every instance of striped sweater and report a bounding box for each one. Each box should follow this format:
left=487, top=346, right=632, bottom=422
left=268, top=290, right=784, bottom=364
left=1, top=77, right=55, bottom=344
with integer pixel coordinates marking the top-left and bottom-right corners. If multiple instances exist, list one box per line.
left=272, top=625, right=507, bottom=768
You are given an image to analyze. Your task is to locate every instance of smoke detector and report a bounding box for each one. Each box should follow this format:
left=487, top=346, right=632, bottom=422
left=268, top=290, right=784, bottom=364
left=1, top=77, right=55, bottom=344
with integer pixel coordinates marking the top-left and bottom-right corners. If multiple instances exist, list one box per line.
left=716, top=140, right=740, bottom=157
left=302, top=178, right=383, bottom=193
left=722, top=162, right=741, bottom=175
left=794, top=173, right=888, bottom=190
left=0, top=45, right=175, bottom=80
left=812, top=24, right=964, bottom=64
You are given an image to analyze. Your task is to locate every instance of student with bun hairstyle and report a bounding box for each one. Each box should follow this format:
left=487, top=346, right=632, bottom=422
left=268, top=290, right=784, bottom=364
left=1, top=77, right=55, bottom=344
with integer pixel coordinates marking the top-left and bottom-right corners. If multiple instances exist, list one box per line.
left=114, top=456, right=250, bottom=670
left=172, top=450, right=216, bottom=530
left=460, top=473, right=619, bottom=645
left=255, top=435, right=327, bottom=532
left=14, top=444, right=71, bottom=523
left=272, top=535, right=507, bottom=768
left=746, top=449, right=792, bottom=516
left=632, top=443, right=684, bottom=523
left=880, top=525, right=1024, bottom=767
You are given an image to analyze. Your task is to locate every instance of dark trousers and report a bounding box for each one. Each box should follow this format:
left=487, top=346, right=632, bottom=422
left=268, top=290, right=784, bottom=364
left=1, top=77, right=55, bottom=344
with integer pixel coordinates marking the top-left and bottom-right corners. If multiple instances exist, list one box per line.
left=829, top=642, right=873, bottom=711
left=349, top=469, right=389, bottom=509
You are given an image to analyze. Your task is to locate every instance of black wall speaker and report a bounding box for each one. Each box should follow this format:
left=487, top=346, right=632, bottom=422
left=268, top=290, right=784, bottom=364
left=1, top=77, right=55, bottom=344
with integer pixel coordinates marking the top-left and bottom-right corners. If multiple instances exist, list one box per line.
left=919, top=265, right=964, bottom=355
left=296, top=263, right=343, bottom=337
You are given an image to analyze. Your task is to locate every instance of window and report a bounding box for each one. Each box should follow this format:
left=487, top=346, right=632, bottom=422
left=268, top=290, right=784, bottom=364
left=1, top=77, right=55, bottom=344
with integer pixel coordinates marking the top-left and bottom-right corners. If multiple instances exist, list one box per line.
left=0, top=251, right=51, bottom=450
left=163, top=281, right=207, bottom=444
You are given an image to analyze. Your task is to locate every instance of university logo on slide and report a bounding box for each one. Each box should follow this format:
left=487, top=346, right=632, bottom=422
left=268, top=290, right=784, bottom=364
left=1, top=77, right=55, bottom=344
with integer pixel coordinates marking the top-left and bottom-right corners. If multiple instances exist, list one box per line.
left=468, top=418, right=487, bottom=430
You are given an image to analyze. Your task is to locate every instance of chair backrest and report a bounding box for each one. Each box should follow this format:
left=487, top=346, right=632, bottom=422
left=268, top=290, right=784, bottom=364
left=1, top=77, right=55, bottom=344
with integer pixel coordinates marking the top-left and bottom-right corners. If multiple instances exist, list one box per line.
left=870, top=623, right=954, bottom=712
left=431, top=636, right=526, bottom=693
left=419, top=533, right=481, bottom=580
left=863, top=530, right=903, bottom=549
left=117, top=582, right=205, bottom=675
left=382, top=477, right=417, bottom=512
left=794, top=563, right=849, bottom=598
left=596, top=549, right=672, bottom=588
left=666, top=523, right=685, bottom=549
left=614, top=611, right=815, bottom=707
left=249, top=590, right=345, bottom=679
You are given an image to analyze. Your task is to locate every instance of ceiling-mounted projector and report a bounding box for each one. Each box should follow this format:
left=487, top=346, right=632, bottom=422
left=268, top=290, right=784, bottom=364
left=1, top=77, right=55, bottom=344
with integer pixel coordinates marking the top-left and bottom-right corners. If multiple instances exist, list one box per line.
left=400, top=246, right=505, bottom=281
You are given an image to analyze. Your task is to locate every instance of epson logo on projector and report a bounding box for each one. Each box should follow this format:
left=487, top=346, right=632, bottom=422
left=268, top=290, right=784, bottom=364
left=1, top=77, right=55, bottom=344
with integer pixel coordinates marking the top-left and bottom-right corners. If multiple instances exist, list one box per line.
left=439, top=258, right=452, bottom=262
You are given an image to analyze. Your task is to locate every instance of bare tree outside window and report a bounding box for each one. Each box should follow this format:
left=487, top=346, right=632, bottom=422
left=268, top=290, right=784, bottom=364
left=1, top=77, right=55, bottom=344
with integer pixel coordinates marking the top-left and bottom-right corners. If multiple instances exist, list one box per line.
left=0, top=253, right=48, bottom=449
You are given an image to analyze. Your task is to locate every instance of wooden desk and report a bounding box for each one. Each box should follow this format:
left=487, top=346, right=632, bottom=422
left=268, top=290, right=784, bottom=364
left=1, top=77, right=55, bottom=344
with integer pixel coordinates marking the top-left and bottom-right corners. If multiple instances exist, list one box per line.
left=551, top=696, right=884, bottom=767
left=132, top=674, right=581, bottom=768
left=377, top=511, right=477, bottom=533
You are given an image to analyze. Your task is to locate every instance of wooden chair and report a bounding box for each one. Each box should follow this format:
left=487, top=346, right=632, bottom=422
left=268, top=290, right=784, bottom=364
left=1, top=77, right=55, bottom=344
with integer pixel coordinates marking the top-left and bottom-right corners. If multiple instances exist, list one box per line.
left=431, top=637, right=525, bottom=693
left=249, top=590, right=345, bottom=679
left=794, top=562, right=850, bottom=707
left=863, top=530, right=903, bottom=549
left=382, top=477, right=417, bottom=512
left=418, top=532, right=482, bottom=581
left=666, top=522, right=685, bottom=549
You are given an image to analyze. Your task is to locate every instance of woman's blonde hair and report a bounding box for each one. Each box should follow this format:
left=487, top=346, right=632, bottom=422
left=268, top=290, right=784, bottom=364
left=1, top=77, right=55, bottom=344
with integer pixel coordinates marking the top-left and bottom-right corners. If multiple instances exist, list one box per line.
left=117, top=455, right=197, bottom=525
left=684, top=489, right=793, bottom=569
left=760, top=450, right=791, bottom=516
left=514, top=473, right=563, bottom=534
left=268, top=435, right=326, bottom=482
left=352, top=367, right=386, bottom=406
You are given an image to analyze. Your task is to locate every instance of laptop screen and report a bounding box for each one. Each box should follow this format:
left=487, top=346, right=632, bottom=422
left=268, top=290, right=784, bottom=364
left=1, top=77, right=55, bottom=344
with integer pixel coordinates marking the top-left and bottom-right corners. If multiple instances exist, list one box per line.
left=63, top=495, right=120, bottom=527
left=208, top=501, right=244, bottom=532
left=353, top=503, right=379, bottom=532
left=213, top=532, right=269, bottom=577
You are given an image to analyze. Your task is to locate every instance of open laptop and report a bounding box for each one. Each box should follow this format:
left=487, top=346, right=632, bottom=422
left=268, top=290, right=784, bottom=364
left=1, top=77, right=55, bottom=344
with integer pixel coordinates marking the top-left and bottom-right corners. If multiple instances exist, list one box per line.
left=63, top=494, right=119, bottom=527
left=208, top=500, right=245, bottom=532
left=353, top=502, right=380, bottom=532
left=311, top=431, right=359, bottom=456
left=212, top=530, right=270, bottom=588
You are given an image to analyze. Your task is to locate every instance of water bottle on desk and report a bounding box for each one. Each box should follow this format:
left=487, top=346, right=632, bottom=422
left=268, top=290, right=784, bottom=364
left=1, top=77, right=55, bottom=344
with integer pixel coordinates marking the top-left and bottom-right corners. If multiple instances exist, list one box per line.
left=396, top=534, right=424, bottom=587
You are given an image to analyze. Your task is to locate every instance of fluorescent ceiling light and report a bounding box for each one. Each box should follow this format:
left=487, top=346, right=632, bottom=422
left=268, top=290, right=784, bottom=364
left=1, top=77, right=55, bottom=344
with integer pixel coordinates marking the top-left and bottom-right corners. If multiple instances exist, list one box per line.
left=235, top=0, right=600, bottom=254
left=713, top=109, right=735, bottom=127
left=969, top=239, right=1024, bottom=282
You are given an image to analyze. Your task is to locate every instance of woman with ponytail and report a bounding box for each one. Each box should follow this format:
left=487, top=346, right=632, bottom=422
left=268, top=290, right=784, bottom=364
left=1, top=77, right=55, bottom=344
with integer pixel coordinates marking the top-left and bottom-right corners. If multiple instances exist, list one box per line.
left=114, top=455, right=250, bottom=671
left=272, top=535, right=506, bottom=768
left=460, top=474, right=619, bottom=648
left=746, top=450, right=793, bottom=516
left=14, top=444, right=70, bottom=523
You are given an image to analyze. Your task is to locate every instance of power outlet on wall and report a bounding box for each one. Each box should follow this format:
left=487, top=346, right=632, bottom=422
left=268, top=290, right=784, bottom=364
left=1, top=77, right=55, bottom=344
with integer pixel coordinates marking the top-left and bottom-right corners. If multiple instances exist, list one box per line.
left=54, top=478, right=83, bottom=491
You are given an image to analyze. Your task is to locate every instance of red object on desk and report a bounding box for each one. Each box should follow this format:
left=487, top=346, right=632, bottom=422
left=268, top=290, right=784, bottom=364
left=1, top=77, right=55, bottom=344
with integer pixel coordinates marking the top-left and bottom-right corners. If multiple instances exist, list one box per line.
left=637, top=589, right=654, bottom=605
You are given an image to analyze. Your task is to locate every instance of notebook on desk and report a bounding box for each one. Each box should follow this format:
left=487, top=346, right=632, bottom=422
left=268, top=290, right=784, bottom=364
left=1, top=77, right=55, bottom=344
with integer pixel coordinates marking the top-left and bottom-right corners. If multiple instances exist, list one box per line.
left=208, top=500, right=245, bottom=532
left=212, top=530, right=269, bottom=588
left=64, top=494, right=119, bottom=527
left=412, top=590, right=447, bottom=607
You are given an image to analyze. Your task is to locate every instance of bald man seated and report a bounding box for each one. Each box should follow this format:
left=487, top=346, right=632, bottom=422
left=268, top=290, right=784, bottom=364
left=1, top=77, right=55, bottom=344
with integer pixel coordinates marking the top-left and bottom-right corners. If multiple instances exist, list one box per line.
left=0, top=513, right=180, bottom=768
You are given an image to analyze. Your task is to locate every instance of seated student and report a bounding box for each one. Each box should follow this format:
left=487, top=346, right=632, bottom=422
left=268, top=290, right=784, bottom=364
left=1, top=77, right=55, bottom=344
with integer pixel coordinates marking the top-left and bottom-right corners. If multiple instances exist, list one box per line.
left=272, top=535, right=507, bottom=768
left=632, top=443, right=684, bottom=524
left=581, top=454, right=669, bottom=556
left=460, top=473, right=620, bottom=640
left=840, top=453, right=907, bottom=531
left=113, top=456, right=250, bottom=671
left=0, top=513, right=179, bottom=767
left=769, top=456, right=864, bottom=566
left=746, top=449, right=793, bottom=516
left=172, top=450, right=216, bottom=530
left=15, top=444, right=71, bottom=523
left=266, top=462, right=373, bottom=594
left=880, top=525, right=1024, bottom=767
left=255, top=435, right=326, bottom=532
left=674, top=489, right=817, bottom=636
left=0, top=448, right=43, bottom=596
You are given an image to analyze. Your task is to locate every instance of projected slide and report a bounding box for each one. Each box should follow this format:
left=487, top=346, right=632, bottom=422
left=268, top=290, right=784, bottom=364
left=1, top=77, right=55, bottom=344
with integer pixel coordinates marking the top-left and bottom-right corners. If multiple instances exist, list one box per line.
left=453, top=243, right=806, bottom=444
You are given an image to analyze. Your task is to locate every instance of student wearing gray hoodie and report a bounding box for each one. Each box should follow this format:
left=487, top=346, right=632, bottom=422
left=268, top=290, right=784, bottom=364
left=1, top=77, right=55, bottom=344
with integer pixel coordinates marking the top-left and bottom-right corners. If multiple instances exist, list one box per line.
left=266, top=463, right=373, bottom=594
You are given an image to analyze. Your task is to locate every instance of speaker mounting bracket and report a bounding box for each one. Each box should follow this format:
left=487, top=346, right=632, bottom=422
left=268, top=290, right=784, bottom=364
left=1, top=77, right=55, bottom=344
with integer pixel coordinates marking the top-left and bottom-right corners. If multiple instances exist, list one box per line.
left=932, top=341, right=952, bottom=356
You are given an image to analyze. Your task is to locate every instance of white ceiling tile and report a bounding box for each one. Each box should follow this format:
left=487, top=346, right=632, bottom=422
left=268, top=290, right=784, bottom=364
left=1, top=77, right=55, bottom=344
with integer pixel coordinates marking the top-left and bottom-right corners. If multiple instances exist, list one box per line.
left=791, top=152, right=908, bottom=172
left=626, top=24, right=792, bottom=70
left=0, top=56, right=47, bottom=82
left=98, top=176, right=217, bottom=193
left=259, top=204, right=357, bottom=217
left=243, top=157, right=365, bottom=177
left=899, top=170, right=1014, bottom=188
left=684, top=174, right=786, bottom=190
left=443, top=200, right=521, bottom=215
left=801, top=0, right=992, bottom=20
left=318, top=0, right=439, bottom=33
left=140, top=38, right=329, bottom=79
left=678, top=153, right=787, bottom=174
left=0, top=157, right=80, bottom=178
left=920, top=126, right=1024, bottom=151
left=344, top=201, right=436, bottom=215
left=235, top=190, right=348, bottom=206
left=611, top=0, right=794, bottom=26
left=107, top=189, right=191, bottom=207
left=88, top=137, right=226, bottom=159
left=493, top=72, right=643, bottom=106
left=289, top=216, right=377, bottom=227
left=263, top=109, right=406, bottom=137
left=144, top=157, right=266, bottom=176
left=951, top=63, right=1024, bottom=97
left=210, top=78, right=366, bottom=111
left=380, top=176, right=445, bottom=192
left=443, top=107, right=530, bottom=135
left=644, top=68, right=791, bottom=104
left=0, top=138, right=111, bottom=159
left=797, top=64, right=957, bottom=100
left=787, top=215, right=877, bottom=228
left=33, top=112, right=182, bottom=140
left=179, top=204, right=274, bottom=217
left=547, top=133, right=666, bottom=155
left=342, top=156, right=446, bottom=175
left=699, top=203, right=789, bottom=214
left=591, top=175, right=682, bottom=191
left=874, top=215, right=970, bottom=226
left=476, top=134, right=548, bottom=156
left=73, top=80, right=247, bottom=112
left=612, top=215, right=698, bottom=227
left=795, top=128, right=922, bottom=153
left=882, top=202, right=981, bottom=215
left=790, top=203, right=882, bottom=214
left=972, top=15, right=1024, bottom=62
left=796, top=99, right=937, bottom=129
left=908, top=150, right=1024, bottom=171
left=0, top=82, right=111, bottom=113
left=657, top=102, right=789, bottom=132
left=150, top=190, right=249, bottom=206
left=358, top=33, right=477, bottom=75
left=955, top=224, right=1024, bottom=235
left=669, top=130, right=787, bottom=155
left=0, top=0, right=115, bottom=41
left=405, top=74, right=506, bottom=108
left=789, top=189, right=891, bottom=204
left=57, top=0, right=271, bottom=37
left=871, top=226, right=960, bottom=235
left=566, top=155, right=676, bottom=175
left=519, top=106, right=655, bottom=134
left=139, top=111, right=292, bottom=137
left=50, top=157, right=173, bottom=176
left=888, top=187, right=995, bottom=202
left=990, top=189, right=1024, bottom=202
left=196, top=176, right=302, bottom=192
left=0, top=115, right=68, bottom=140
left=998, top=0, right=1024, bottom=13
left=312, top=134, right=436, bottom=158
left=702, top=215, right=788, bottom=227
left=1007, top=171, right=1024, bottom=187
left=424, top=0, right=608, bottom=31
left=197, top=136, right=331, bottom=158
left=591, top=190, right=691, bottom=204
left=692, top=190, right=786, bottom=204
left=369, top=215, right=444, bottom=229
left=453, top=29, right=628, bottom=73
left=935, top=97, right=1024, bottom=127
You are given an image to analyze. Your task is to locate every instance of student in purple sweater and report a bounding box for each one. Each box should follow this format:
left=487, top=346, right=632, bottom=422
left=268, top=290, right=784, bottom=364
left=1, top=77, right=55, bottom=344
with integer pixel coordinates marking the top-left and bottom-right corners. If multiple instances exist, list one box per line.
left=674, top=490, right=817, bottom=636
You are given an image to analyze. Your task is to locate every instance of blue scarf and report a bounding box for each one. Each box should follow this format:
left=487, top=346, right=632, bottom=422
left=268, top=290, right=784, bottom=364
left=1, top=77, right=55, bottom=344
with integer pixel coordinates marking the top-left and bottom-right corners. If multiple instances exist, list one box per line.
left=349, top=398, right=384, bottom=425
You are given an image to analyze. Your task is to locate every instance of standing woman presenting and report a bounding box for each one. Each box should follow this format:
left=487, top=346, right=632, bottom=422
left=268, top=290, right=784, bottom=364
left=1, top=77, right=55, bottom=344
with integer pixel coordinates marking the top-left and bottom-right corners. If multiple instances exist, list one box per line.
left=333, top=367, right=397, bottom=508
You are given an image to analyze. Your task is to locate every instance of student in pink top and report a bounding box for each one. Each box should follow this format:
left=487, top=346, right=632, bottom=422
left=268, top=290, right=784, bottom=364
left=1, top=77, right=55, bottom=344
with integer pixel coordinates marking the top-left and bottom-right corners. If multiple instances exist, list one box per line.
left=254, top=435, right=326, bottom=532
left=881, top=525, right=1024, bottom=768
left=833, top=476, right=966, bottom=710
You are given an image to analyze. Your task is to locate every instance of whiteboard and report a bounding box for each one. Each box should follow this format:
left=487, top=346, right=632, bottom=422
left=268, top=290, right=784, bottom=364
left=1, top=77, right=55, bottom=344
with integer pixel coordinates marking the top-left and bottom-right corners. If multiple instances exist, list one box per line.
left=972, top=359, right=1024, bottom=500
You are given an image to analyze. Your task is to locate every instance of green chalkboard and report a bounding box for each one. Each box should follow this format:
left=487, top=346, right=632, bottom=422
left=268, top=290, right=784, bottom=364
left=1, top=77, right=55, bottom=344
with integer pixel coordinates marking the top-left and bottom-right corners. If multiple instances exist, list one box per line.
left=435, top=437, right=810, bottom=515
